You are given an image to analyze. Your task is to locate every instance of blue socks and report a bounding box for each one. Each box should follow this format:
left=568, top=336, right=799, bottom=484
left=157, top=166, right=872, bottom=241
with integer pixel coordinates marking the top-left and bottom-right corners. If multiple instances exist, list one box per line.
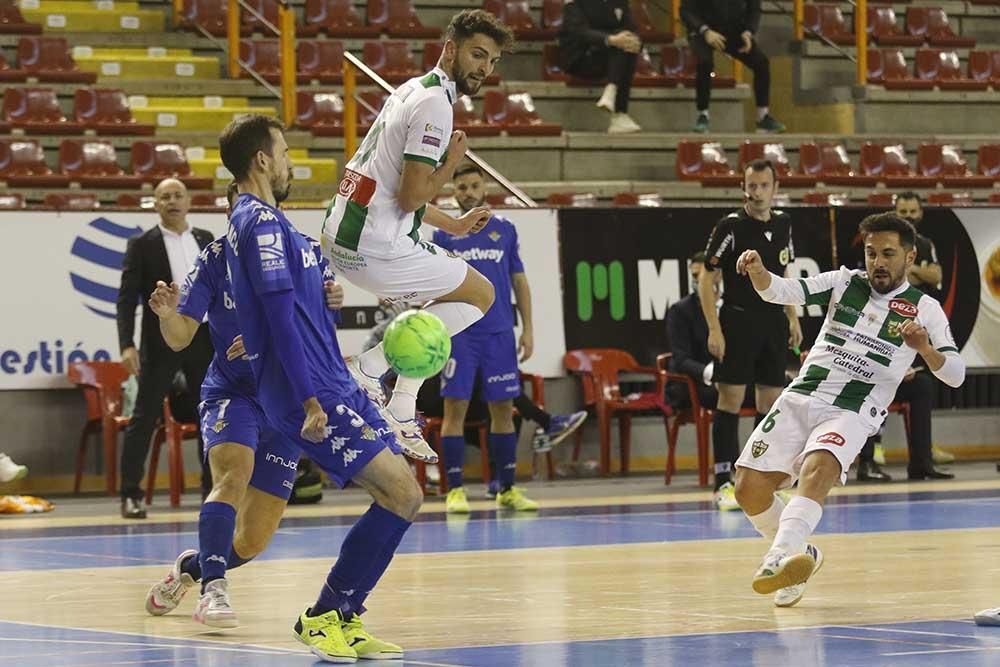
left=493, top=432, right=517, bottom=492
left=180, top=545, right=254, bottom=582
left=197, top=501, right=237, bottom=590
left=443, top=435, right=465, bottom=489
left=312, top=503, right=412, bottom=618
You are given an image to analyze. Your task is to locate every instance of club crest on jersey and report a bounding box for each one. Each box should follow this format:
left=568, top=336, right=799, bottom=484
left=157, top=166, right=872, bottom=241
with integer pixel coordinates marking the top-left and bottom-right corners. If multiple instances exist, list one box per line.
left=816, top=432, right=846, bottom=447
left=779, top=248, right=790, bottom=266
left=488, top=231, right=501, bottom=242
left=751, top=440, right=769, bottom=457
left=361, top=425, right=377, bottom=441
left=889, top=299, right=918, bottom=317
left=212, top=419, right=228, bottom=434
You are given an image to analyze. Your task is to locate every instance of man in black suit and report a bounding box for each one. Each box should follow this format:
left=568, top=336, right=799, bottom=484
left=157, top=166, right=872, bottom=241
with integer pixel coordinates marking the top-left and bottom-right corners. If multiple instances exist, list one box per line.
left=117, top=178, right=214, bottom=518
left=666, top=252, right=719, bottom=412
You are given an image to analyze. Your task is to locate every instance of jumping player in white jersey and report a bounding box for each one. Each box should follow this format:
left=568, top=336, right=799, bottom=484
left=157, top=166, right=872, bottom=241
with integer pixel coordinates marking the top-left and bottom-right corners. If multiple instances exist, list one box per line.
left=322, top=10, right=515, bottom=462
left=732, top=212, right=965, bottom=608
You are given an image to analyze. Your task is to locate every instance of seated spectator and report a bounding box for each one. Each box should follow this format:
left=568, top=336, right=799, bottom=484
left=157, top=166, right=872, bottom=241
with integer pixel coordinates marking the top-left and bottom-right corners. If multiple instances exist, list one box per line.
left=559, top=0, right=642, bottom=134
left=680, top=0, right=784, bottom=133
left=666, top=252, right=719, bottom=411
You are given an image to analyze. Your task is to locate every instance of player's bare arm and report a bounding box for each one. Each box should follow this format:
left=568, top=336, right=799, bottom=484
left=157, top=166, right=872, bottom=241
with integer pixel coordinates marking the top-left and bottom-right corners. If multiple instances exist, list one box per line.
left=149, top=280, right=201, bottom=351
left=699, top=263, right=726, bottom=360
left=512, top=272, right=533, bottom=361
left=397, top=130, right=469, bottom=212
left=423, top=203, right=490, bottom=236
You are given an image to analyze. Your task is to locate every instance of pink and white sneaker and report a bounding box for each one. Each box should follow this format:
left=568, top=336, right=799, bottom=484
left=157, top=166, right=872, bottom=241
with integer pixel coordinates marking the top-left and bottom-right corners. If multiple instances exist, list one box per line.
left=193, top=578, right=238, bottom=628
left=145, top=549, right=197, bottom=616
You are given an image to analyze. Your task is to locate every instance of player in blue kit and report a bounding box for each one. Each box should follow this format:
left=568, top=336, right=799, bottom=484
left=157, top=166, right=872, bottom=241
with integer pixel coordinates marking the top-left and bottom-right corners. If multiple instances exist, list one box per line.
left=143, top=184, right=345, bottom=629
left=220, top=114, right=420, bottom=662
left=433, top=163, right=542, bottom=513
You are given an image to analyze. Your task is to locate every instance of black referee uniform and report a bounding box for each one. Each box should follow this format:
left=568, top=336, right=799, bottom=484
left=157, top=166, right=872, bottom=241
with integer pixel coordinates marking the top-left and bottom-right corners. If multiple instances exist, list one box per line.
left=702, top=206, right=794, bottom=489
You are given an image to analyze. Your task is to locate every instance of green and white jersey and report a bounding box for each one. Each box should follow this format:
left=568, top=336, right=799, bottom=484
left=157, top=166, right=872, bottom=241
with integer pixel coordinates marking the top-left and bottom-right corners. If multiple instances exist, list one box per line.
left=759, top=267, right=959, bottom=427
left=322, top=67, right=455, bottom=260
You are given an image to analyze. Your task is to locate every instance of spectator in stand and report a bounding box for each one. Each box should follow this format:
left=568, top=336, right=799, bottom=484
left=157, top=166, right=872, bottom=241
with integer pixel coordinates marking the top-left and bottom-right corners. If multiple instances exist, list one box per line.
left=559, top=0, right=643, bottom=134
left=680, top=0, right=785, bottom=134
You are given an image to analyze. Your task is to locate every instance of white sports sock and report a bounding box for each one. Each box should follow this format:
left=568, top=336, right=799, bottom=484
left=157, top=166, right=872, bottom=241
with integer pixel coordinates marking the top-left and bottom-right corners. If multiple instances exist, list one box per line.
left=757, top=106, right=769, bottom=121
left=698, top=109, right=709, bottom=119
left=746, top=496, right=785, bottom=541
left=425, top=301, right=484, bottom=337
left=772, top=496, right=822, bottom=554
left=387, top=378, right=422, bottom=421
left=359, top=342, right=390, bottom=378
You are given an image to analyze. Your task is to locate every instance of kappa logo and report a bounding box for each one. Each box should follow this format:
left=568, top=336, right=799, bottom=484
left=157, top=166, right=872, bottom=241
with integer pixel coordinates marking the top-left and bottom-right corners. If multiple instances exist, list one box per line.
left=751, top=440, right=769, bottom=457
left=889, top=299, right=918, bottom=318
left=206, top=554, right=227, bottom=565
left=816, top=432, right=846, bottom=447
left=343, top=448, right=362, bottom=466
left=330, top=436, right=349, bottom=453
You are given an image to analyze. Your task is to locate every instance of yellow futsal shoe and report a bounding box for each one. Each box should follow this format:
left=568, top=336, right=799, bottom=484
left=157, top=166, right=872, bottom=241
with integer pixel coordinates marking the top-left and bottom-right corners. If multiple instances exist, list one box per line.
left=714, top=482, right=739, bottom=511
left=497, top=486, right=539, bottom=511
left=342, top=614, right=403, bottom=660
left=932, top=446, right=955, bottom=464
left=445, top=487, right=470, bottom=514
left=293, top=608, right=357, bottom=663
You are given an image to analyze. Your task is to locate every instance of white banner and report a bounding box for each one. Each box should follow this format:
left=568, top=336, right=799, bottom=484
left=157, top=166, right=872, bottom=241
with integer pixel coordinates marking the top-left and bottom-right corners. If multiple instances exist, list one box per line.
left=0, top=208, right=566, bottom=389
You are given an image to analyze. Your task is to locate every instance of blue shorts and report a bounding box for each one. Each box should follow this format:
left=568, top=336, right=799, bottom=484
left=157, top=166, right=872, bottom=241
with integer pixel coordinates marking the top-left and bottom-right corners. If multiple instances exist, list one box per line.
left=199, top=392, right=299, bottom=501
left=270, top=388, right=402, bottom=488
left=440, top=328, right=521, bottom=402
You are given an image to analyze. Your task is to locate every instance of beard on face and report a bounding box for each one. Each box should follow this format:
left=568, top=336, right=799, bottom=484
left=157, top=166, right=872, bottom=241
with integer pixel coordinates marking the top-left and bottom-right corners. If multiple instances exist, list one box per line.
left=272, top=169, right=292, bottom=204
left=457, top=192, right=484, bottom=213
left=454, top=62, right=483, bottom=96
left=870, top=266, right=902, bottom=294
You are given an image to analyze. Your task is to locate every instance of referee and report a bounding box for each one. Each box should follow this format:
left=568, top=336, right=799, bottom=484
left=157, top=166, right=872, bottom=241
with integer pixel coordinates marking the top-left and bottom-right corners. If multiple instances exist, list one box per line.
left=699, top=159, right=802, bottom=511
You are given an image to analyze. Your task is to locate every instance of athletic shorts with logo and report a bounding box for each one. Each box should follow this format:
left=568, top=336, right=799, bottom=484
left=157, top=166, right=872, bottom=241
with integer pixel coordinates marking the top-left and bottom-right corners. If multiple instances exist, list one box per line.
left=735, top=391, right=878, bottom=487
left=714, top=304, right=789, bottom=387
left=199, top=392, right=300, bottom=500
left=440, top=328, right=521, bottom=402
left=325, top=237, right=468, bottom=304
left=269, top=387, right=403, bottom=488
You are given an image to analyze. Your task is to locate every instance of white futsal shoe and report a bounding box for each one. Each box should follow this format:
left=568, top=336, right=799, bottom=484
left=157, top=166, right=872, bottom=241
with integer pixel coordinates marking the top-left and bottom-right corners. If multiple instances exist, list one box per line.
left=145, top=549, right=197, bottom=616
left=752, top=546, right=818, bottom=595
left=774, top=544, right=824, bottom=608
left=383, top=410, right=438, bottom=464
left=974, top=608, right=1000, bottom=626
left=346, top=357, right=386, bottom=407
left=193, top=578, right=239, bottom=628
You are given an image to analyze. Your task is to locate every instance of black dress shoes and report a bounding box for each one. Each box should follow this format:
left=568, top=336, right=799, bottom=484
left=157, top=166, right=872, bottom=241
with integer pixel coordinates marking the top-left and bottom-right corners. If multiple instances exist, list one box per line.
left=121, top=497, right=147, bottom=519
left=907, top=468, right=955, bottom=481
left=857, top=461, right=892, bottom=482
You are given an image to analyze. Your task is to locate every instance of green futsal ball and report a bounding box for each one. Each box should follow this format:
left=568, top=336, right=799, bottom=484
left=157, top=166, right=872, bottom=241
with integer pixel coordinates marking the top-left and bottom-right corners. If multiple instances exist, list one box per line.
left=383, top=310, right=451, bottom=378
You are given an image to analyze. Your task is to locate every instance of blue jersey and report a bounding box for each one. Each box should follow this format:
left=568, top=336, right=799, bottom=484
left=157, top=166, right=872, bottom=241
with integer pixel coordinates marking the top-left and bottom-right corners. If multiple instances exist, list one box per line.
left=433, top=215, right=524, bottom=333
left=225, top=194, right=354, bottom=418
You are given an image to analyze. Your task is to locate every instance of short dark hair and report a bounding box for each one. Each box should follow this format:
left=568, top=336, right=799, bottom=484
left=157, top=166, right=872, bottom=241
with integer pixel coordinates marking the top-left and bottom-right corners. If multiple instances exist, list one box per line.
left=219, top=114, right=284, bottom=181
left=858, top=212, right=916, bottom=249
left=454, top=162, right=483, bottom=179
left=896, top=190, right=922, bottom=205
left=745, top=158, right=777, bottom=181
left=690, top=250, right=707, bottom=264
left=445, top=9, right=515, bottom=52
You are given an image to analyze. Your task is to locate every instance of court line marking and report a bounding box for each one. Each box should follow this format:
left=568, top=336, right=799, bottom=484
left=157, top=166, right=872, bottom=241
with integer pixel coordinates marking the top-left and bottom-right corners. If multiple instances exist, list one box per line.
left=813, top=632, right=975, bottom=649
left=881, top=646, right=1000, bottom=657
left=0, top=637, right=296, bottom=655
left=833, top=624, right=1000, bottom=641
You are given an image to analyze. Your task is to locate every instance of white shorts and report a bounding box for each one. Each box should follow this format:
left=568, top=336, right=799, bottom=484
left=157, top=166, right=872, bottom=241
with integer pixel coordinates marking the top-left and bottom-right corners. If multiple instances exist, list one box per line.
left=735, top=392, right=879, bottom=488
left=323, top=237, right=468, bottom=304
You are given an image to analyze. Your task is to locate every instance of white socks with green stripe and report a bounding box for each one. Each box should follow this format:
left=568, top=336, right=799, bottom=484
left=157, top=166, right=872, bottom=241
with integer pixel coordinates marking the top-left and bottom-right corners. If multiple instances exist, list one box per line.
left=772, top=496, right=823, bottom=554
left=747, top=495, right=786, bottom=541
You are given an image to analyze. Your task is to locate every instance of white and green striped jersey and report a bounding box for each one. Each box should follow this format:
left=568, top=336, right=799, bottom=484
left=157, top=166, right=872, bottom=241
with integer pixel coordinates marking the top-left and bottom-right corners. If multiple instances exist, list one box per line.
left=758, top=267, right=960, bottom=427
left=322, top=67, right=455, bottom=259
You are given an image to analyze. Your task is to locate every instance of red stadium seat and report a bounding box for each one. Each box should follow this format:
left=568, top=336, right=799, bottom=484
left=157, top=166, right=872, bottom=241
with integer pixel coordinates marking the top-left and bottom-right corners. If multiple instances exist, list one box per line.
left=798, top=141, right=859, bottom=184
left=631, top=1, right=673, bottom=43
left=0, top=192, right=24, bottom=209
left=867, top=48, right=935, bottom=89
left=130, top=141, right=212, bottom=189
left=239, top=39, right=281, bottom=83
left=542, top=0, right=563, bottom=35
left=907, top=7, right=975, bottom=48
left=803, top=191, right=850, bottom=206
left=17, top=36, right=96, bottom=83
left=990, top=192, right=1000, bottom=204
left=180, top=0, right=233, bottom=37
left=482, top=0, right=553, bottom=40
left=453, top=95, right=502, bottom=136
left=917, top=143, right=994, bottom=187
left=0, top=137, right=70, bottom=187
left=369, top=0, right=440, bottom=38
left=613, top=192, right=663, bottom=207
left=240, top=0, right=278, bottom=35
left=44, top=192, right=100, bottom=210
left=59, top=139, right=141, bottom=189
left=3, top=87, right=85, bottom=133
left=915, top=49, right=987, bottom=90
left=868, top=5, right=922, bottom=46
left=483, top=90, right=562, bottom=136
left=362, top=40, right=421, bottom=84
left=804, top=4, right=855, bottom=45
left=0, top=50, right=26, bottom=82
left=860, top=142, right=936, bottom=187
left=74, top=88, right=155, bottom=135
left=116, top=192, right=156, bottom=209
left=297, top=40, right=344, bottom=84
left=424, top=42, right=499, bottom=84
left=296, top=90, right=345, bottom=136
left=977, top=144, right=1000, bottom=179
left=968, top=50, right=995, bottom=87
left=189, top=192, right=227, bottom=210
left=661, top=46, right=734, bottom=87
left=738, top=141, right=816, bottom=186
left=676, top=140, right=735, bottom=181
left=633, top=49, right=669, bottom=86
left=546, top=192, right=598, bottom=207
left=926, top=191, right=973, bottom=206
left=867, top=191, right=896, bottom=206
left=0, top=0, right=41, bottom=34
left=300, top=0, right=379, bottom=37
